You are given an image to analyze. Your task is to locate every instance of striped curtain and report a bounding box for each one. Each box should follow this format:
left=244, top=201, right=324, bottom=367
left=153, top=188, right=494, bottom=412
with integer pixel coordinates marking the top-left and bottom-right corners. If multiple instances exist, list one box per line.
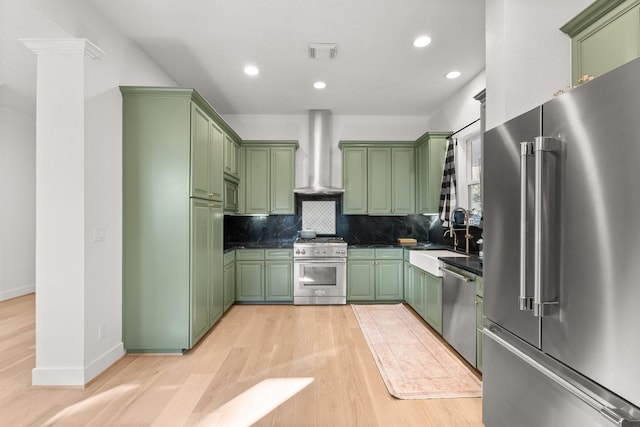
left=439, top=138, right=457, bottom=226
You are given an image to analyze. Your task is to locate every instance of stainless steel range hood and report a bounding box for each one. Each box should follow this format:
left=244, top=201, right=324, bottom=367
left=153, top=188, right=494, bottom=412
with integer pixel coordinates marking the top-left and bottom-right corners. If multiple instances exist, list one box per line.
left=294, top=109, right=345, bottom=194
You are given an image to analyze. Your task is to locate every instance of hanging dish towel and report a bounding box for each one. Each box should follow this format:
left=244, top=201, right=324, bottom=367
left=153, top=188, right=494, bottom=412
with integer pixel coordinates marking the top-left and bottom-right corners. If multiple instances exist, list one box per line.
left=439, top=138, right=457, bottom=226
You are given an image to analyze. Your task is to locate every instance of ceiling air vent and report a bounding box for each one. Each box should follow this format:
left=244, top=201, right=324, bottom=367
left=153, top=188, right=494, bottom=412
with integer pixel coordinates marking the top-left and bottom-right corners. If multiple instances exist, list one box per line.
left=308, top=43, right=339, bottom=60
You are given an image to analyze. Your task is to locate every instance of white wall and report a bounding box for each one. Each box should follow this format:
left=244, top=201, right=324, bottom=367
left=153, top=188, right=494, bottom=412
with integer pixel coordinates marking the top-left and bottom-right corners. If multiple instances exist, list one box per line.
left=485, top=0, right=593, bottom=129
left=1, top=0, right=176, bottom=384
left=0, top=107, right=35, bottom=300
left=224, top=114, right=430, bottom=190
left=425, top=70, right=486, bottom=132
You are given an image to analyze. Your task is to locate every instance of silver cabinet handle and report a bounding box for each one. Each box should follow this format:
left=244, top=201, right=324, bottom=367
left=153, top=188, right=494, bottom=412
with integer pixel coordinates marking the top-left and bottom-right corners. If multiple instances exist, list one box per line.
left=532, top=136, right=561, bottom=317
left=441, top=267, right=474, bottom=282
left=519, top=142, right=533, bottom=311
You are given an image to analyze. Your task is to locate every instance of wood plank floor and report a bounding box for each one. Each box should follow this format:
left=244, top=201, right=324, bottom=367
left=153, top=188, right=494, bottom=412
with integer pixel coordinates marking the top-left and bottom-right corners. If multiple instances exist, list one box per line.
left=0, top=294, right=484, bottom=426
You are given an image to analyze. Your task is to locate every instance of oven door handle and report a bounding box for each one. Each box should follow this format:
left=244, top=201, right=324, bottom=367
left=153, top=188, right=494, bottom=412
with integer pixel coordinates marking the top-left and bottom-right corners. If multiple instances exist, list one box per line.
left=294, top=259, right=346, bottom=264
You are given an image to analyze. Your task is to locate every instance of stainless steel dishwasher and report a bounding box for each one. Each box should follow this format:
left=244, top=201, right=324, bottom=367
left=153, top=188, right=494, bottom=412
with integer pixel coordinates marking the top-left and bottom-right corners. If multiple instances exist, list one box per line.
left=441, top=266, right=476, bottom=367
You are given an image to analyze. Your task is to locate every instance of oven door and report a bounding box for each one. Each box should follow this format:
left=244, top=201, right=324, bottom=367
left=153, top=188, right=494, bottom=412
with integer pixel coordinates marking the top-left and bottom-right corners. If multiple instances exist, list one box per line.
left=293, top=258, right=346, bottom=305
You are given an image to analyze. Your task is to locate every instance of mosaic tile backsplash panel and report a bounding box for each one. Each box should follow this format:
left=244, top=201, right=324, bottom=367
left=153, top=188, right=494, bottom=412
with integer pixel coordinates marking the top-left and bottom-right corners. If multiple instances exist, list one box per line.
left=302, top=201, right=336, bottom=234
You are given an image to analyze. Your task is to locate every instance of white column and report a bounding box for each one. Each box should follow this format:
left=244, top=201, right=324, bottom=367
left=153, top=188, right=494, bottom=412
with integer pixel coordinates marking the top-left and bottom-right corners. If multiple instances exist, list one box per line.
left=21, top=38, right=104, bottom=386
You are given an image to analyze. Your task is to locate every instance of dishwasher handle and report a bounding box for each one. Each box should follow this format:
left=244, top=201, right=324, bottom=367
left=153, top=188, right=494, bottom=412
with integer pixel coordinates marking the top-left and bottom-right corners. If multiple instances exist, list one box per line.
left=441, top=267, right=475, bottom=282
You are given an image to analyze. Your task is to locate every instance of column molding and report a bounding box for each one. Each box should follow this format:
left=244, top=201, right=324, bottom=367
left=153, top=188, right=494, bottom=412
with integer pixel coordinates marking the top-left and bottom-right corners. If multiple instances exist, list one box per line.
left=21, top=38, right=105, bottom=59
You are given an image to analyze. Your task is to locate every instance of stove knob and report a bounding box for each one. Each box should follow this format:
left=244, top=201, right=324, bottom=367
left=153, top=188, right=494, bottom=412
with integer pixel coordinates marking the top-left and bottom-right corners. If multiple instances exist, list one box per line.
left=301, top=249, right=306, bottom=255
left=314, top=249, right=320, bottom=255
left=321, top=250, right=327, bottom=255
left=295, top=249, right=300, bottom=255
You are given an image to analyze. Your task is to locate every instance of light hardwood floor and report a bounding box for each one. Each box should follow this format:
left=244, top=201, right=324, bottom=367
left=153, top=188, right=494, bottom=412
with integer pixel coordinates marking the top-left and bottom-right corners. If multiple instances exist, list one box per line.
left=0, top=294, right=483, bottom=426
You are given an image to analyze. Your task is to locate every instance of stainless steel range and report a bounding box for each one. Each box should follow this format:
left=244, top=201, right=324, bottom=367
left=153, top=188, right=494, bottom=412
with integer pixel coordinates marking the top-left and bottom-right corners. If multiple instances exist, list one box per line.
left=293, top=237, right=347, bottom=305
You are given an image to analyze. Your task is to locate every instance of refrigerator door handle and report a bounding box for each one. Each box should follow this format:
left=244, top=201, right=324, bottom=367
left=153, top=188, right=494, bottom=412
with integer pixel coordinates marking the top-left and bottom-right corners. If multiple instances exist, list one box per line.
left=533, top=136, right=562, bottom=317
left=484, top=326, right=640, bottom=426
left=519, top=141, right=534, bottom=311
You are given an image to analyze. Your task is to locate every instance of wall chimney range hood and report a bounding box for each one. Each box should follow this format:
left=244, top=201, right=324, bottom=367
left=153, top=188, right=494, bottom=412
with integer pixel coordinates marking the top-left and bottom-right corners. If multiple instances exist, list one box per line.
left=294, top=109, right=345, bottom=195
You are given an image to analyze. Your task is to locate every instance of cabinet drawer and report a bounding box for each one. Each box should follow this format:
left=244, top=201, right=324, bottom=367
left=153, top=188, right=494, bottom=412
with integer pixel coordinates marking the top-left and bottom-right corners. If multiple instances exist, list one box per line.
left=375, top=248, right=403, bottom=259
left=224, top=250, right=235, bottom=265
left=265, top=249, right=293, bottom=260
left=348, top=248, right=375, bottom=259
left=404, top=249, right=410, bottom=261
left=235, top=249, right=264, bottom=261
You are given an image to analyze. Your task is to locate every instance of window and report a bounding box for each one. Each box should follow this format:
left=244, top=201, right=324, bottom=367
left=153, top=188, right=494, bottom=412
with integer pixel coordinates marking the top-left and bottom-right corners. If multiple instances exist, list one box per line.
left=454, top=125, right=482, bottom=226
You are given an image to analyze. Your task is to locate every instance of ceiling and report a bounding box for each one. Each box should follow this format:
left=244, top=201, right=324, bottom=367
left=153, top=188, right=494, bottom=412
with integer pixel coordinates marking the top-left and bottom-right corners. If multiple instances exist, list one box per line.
left=87, top=0, right=485, bottom=116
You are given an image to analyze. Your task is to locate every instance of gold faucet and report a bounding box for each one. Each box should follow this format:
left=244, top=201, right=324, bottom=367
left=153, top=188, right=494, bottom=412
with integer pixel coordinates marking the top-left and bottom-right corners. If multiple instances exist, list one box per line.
left=446, top=207, right=473, bottom=254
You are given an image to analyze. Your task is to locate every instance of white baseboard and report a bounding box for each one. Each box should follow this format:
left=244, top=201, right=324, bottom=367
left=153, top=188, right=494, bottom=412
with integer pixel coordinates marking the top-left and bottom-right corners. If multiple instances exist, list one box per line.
left=32, top=342, right=125, bottom=386
left=0, top=284, right=35, bottom=301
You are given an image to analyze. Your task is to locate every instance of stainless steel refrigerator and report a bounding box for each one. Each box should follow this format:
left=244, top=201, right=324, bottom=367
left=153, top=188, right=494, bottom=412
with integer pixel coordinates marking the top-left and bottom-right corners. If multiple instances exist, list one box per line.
left=483, top=56, right=640, bottom=427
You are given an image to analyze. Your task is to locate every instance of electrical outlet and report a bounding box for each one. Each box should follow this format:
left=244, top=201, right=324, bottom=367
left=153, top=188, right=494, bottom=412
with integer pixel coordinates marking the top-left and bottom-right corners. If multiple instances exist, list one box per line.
left=98, top=323, right=107, bottom=340
left=94, top=227, right=106, bottom=243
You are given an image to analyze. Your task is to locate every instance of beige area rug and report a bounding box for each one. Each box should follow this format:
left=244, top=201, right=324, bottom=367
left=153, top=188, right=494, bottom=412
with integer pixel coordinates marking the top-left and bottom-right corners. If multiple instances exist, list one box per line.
left=352, top=304, right=482, bottom=399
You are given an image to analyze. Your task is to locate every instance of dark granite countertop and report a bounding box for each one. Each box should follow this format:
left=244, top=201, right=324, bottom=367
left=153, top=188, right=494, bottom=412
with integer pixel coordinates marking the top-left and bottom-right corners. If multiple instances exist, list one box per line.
left=348, top=242, right=450, bottom=250
left=224, top=242, right=294, bottom=252
left=439, top=255, right=483, bottom=276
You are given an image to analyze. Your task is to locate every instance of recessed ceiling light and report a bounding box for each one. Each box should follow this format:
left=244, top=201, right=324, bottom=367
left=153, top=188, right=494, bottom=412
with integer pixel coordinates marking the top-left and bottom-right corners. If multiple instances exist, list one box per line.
left=244, top=65, right=259, bottom=76
left=413, top=36, right=432, bottom=48
left=445, top=70, right=461, bottom=79
left=313, top=81, right=327, bottom=89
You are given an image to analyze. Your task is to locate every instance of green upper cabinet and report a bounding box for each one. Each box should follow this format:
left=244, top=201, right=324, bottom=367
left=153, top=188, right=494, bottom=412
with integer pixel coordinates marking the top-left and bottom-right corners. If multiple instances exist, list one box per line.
left=270, top=147, right=296, bottom=214
left=340, top=141, right=415, bottom=215
left=416, top=132, right=448, bottom=214
left=391, top=147, right=415, bottom=214
left=224, top=133, right=240, bottom=180
left=367, top=147, right=392, bottom=214
left=191, top=105, right=224, bottom=201
left=341, top=146, right=368, bottom=214
left=561, top=0, right=640, bottom=86
left=241, top=141, right=298, bottom=215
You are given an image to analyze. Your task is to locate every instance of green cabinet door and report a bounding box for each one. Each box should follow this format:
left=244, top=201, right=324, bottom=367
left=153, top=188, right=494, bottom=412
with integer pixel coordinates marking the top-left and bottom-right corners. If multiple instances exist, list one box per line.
left=375, top=260, right=404, bottom=300
left=424, top=271, right=442, bottom=334
left=191, top=105, right=211, bottom=200
left=224, top=134, right=240, bottom=179
left=270, top=146, right=295, bottom=214
left=391, top=148, right=415, bottom=214
left=476, top=295, right=483, bottom=372
left=368, top=147, right=392, bottom=215
left=404, top=261, right=413, bottom=306
left=209, top=122, right=224, bottom=202
left=191, top=199, right=211, bottom=345
left=209, top=203, right=224, bottom=326
left=266, top=261, right=293, bottom=301
left=342, top=147, right=368, bottom=214
left=416, top=133, right=448, bottom=214
left=347, top=260, right=375, bottom=301
left=244, top=147, right=270, bottom=214
left=223, top=256, right=235, bottom=312
left=411, top=265, right=427, bottom=319
left=236, top=261, right=265, bottom=301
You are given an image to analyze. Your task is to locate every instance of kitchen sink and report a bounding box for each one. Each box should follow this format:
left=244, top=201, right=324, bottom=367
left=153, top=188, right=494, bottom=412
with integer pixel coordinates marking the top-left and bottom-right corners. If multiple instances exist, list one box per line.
left=409, top=250, right=468, bottom=277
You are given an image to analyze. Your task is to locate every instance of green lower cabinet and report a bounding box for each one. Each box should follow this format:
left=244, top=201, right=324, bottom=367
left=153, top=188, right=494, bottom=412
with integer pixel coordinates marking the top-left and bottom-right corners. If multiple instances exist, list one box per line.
left=266, top=261, right=293, bottom=301
left=476, top=295, right=483, bottom=372
left=403, top=261, right=413, bottom=307
left=235, top=249, right=293, bottom=302
left=347, top=248, right=403, bottom=301
left=424, top=271, right=442, bottom=335
left=407, top=264, right=442, bottom=335
left=375, top=260, right=404, bottom=300
left=236, top=261, right=265, bottom=301
left=223, top=251, right=235, bottom=312
left=347, top=260, right=376, bottom=301
left=410, top=265, right=427, bottom=319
